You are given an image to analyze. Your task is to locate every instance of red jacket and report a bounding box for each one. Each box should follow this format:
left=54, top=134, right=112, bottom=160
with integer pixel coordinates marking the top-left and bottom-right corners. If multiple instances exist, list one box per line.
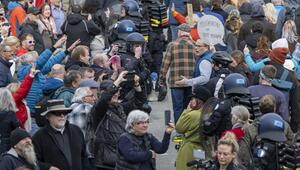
left=172, top=11, right=199, bottom=41
left=16, top=47, right=28, bottom=57
left=221, top=127, right=245, bottom=142
left=13, top=74, right=33, bottom=129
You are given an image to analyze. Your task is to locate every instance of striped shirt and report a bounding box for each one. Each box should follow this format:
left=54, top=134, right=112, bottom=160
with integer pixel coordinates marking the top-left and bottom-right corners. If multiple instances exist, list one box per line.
left=159, top=36, right=195, bottom=87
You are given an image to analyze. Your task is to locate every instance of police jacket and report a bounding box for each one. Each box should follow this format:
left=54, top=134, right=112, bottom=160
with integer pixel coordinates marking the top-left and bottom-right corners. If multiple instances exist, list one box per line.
left=202, top=98, right=233, bottom=138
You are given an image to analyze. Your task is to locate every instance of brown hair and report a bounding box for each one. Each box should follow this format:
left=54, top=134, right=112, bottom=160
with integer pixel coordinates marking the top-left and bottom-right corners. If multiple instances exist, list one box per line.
left=257, top=35, right=270, bottom=51
left=261, top=65, right=277, bottom=79
left=71, top=45, right=89, bottom=61
left=231, top=50, right=244, bottom=65
left=259, top=95, right=276, bottom=114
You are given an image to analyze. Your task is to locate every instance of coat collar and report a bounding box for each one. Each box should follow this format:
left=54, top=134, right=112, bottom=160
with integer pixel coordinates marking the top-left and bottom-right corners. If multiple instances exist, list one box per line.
left=0, top=57, right=12, bottom=67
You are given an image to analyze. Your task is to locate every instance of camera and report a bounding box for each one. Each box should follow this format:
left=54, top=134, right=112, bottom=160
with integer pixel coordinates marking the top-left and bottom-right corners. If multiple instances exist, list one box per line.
left=186, top=159, right=215, bottom=170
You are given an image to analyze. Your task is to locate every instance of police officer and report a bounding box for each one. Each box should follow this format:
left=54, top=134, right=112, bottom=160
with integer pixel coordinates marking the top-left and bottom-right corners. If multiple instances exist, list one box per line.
left=251, top=113, right=287, bottom=170
left=202, top=73, right=250, bottom=138
left=204, top=51, right=233, bottom=98
left=119, top=32, right=151, bottom=105
left=108, top=19, right=137, bottom=55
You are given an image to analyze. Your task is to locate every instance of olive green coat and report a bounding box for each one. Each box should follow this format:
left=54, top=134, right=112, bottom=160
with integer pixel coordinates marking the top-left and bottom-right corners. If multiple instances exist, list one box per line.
left=175, top=109, right=204, bottom=170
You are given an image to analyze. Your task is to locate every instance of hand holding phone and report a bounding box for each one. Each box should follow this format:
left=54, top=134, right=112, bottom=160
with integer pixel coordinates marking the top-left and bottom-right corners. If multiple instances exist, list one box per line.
left=164, top=110, right=171, bottom=125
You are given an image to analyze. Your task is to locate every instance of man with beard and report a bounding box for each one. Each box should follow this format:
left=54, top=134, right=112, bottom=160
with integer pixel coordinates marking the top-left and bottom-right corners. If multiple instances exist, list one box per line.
left=32, top=99, right=88, bottom=170
left=0, top=128, right=40, bottom=170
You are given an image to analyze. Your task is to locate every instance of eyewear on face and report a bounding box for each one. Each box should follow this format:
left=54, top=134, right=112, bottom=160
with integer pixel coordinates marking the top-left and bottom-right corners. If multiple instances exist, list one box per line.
left=136, top=120, right=150, bottom=125
left=51, top=112, right=68, bottom=116
left=27, top=40, right=36, bottom=44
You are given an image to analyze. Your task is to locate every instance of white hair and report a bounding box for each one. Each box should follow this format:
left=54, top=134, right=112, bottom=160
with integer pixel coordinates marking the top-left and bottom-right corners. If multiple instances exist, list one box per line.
left=125, top=110, right=149, bottom=133
left=20, top=51, right=38, bottom=64
left=0, top=87, right=18, bottom=112
left=71, top=87, right=91, bottom=103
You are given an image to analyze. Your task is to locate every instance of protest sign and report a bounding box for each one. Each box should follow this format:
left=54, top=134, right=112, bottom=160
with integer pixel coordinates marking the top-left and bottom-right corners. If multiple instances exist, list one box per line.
left=197, top=15, right=224, bottom=45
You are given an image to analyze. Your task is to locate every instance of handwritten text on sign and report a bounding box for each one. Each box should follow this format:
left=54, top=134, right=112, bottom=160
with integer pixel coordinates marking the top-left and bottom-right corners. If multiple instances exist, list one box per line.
left=197, top=15, right=224, bottom=45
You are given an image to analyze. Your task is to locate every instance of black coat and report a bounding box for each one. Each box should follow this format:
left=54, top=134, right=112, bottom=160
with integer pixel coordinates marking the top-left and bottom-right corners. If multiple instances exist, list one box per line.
left=238, top=17, right=275, bottom=46
left=61, top=13, right=101, bottom=48
left=19, top=21, right=45, bottom=54
left=0, top=57, right=13, bottom=88
left=32, top=122, right=88, bottom=170
left=0, top=111, right=19, bottom=154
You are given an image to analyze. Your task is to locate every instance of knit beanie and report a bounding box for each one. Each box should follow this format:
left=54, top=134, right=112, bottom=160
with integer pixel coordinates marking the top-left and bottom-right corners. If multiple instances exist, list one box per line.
left=270, top=48, right=289, bottom=65
left=10, top=128, right=31, bottom=147
left=292, top=43, right=300, bottom=62
left=272, top=38, right=289, bottom=49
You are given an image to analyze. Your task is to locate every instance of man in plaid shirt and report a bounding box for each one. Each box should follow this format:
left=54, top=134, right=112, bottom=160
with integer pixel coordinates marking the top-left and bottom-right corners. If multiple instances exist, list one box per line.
left=159, top=23, right=195, bottom=123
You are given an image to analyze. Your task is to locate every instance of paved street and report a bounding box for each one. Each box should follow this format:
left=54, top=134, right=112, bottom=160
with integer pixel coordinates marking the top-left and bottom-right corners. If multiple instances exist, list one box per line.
left=148, top=90, right=177, bottom=170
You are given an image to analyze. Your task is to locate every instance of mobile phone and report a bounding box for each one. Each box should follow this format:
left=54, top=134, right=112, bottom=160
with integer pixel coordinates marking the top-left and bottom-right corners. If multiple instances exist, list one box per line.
left=164, top=110, right=171, bottom=125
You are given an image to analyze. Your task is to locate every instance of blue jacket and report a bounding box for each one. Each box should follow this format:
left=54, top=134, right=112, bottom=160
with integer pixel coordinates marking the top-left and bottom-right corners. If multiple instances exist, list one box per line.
left=291, top=58, right=300, bottom=80
left=17, top=49, right=66, bottom=115
left=165, top=0, right=186, bottom=25
left=0, top=57, right=13, bottom=87
left=244, top=52, right=270, bottom=72
left=193, top=51, right=212, bottom=78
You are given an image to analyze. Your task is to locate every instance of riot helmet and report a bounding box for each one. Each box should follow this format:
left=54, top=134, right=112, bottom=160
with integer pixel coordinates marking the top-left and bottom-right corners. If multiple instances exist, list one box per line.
left=126, top=32, right=145, bottom=53
left=223, top=73, right=249, bottom=95
left=212, top=51, right=233, bottom=67
left=117, top=20, right=136, bottom=40
left=122, top=0, right=141, bottom=17
left=258, top=113, right=286, bottom=142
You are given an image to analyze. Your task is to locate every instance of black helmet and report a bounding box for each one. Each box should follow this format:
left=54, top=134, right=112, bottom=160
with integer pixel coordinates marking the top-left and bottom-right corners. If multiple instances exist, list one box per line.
left=117, top=20, right=136, bottom=40
left=122, top=0, right=141, bottom=17
left=258, top=113, right=286, bottom=142
left=212, top=51, right=233, bottom=66
left=223, top=73, right=249, bottom=95
left=126, top=32, right=145, bottom=44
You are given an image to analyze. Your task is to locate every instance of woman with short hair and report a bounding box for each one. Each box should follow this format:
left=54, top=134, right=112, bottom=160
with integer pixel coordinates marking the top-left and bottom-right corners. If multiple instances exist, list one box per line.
left=115, top=110, right=174, bottom=170
left=0, top=87, right=20, bottom=154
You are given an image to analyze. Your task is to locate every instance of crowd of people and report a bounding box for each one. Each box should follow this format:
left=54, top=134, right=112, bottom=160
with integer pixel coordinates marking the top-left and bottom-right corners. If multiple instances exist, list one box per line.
left=0, top=0, right=299, bottom=169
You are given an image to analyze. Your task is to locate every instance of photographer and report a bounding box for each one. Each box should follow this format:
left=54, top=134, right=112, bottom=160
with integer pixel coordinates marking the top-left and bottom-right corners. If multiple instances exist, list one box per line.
left=120, top=32, right=151, bottom=97
left=86, top=71, right=147, bottom=169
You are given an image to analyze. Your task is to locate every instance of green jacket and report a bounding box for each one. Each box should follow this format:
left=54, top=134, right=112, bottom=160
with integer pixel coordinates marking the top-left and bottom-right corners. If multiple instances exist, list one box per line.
left=175, top=109, right=203, bottom=170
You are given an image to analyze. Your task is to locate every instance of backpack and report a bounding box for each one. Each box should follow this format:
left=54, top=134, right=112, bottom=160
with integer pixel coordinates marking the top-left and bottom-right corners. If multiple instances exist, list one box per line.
left=272, top=69, right=293, bottom=105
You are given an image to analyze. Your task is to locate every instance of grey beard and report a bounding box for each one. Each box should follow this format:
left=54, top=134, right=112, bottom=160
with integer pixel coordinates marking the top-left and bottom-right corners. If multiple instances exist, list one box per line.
left=22, top=145, right=37, bottom=165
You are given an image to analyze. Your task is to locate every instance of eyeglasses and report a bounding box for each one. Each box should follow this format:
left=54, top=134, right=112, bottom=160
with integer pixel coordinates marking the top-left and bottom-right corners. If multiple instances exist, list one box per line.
left=27, top=40, right=35, bottom=44
left=51, top=111, right=68, bottom=117
left=135, top=120, right=150, bottom=125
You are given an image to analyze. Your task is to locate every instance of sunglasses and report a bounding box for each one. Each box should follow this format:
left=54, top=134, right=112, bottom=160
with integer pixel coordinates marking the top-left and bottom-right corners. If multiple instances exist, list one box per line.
left=51, top=111, right=68, bottom=116
left=27, top=40, right=35, bottom=44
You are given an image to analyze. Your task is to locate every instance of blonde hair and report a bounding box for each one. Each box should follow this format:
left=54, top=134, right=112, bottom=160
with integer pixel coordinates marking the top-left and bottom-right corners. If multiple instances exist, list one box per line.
left=263, top=3, right=277, bottom=24
left=3, top=36, right=20, bottom=46
left=218, top=132, right=239, bottom=164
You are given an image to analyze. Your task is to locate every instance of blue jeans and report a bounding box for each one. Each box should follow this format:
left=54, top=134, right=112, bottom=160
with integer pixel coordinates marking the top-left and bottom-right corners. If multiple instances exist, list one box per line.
left=170, top=25, right=179, bottom=41
left=171, top=87, right=192, bottom=124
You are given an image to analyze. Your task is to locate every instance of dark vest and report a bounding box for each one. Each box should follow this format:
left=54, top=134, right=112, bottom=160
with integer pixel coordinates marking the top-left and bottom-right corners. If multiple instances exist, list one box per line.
left=193, top=51, right=212, bottom=78
left=115, top=133, right=155, bottom=170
